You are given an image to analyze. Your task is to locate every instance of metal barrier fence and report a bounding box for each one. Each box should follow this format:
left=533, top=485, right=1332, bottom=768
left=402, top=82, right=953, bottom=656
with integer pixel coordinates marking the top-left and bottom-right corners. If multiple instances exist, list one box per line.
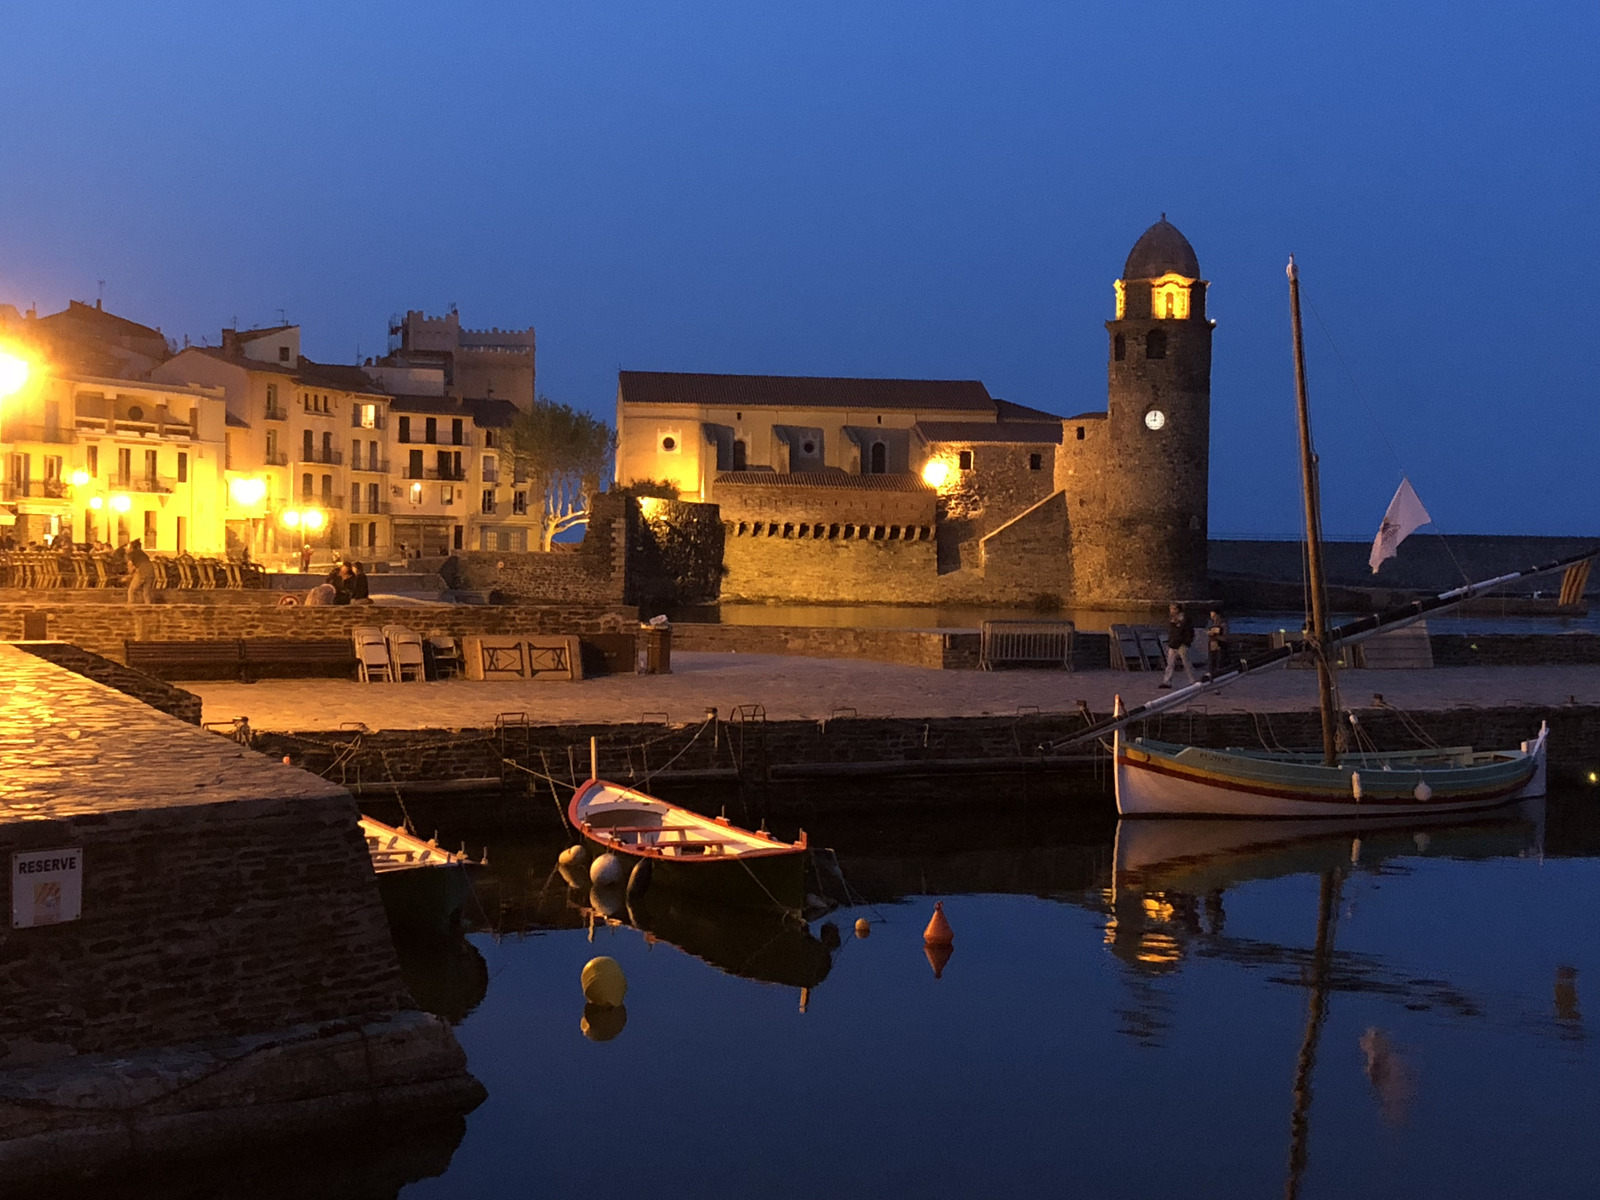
left=978, top=620, right=1075, bottom=670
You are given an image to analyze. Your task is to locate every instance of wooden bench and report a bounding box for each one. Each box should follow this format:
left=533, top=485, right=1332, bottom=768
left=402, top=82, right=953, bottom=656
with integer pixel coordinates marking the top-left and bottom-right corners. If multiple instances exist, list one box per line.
left=126, top=640, right=246, bottom=680
left=126, top=638, right=357, bottom=681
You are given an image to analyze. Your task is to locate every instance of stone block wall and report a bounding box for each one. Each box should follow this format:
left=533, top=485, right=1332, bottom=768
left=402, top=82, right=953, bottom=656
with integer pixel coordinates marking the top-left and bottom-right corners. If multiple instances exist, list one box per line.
left=720, top=532, right=937, bottom=603
left=671, top=623, right=970, bottom=669
left=0, top=794, right=409, bottom=1061
left=0, top=602, right=638, bottom=664
left=451, top=491, right=626, bottom=603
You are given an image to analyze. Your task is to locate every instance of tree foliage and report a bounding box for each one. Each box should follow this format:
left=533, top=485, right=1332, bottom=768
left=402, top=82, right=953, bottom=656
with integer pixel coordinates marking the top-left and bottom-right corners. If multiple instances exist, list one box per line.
left=503, top=397, right=616, bottom=550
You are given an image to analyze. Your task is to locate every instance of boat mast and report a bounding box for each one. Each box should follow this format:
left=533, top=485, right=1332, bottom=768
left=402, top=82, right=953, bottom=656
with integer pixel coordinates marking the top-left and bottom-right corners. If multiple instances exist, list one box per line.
left=1287, top=256, right=1339, bottom=767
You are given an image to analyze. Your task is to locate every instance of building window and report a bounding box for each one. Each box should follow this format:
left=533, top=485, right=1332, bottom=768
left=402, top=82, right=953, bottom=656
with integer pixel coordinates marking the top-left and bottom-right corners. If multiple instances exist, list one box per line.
left=266, top=383, right=278, bottom=409
left=441, top=485, right=453, bottom=505
left=1146, top=329, right=1167, bottom=359
left=359, top=404, right=377, bottom=429
left=425, top=417, right=438, bottom=444
left=367, top=482, right=379, bottom=512
left=87, top=444, right=98, bottom=477
left=451, top=418, right=464, bottom=446
left=453, top=525, right=463, bottom=551
left=321, top=430, right=333, bottom=459
left=483, top=429, right=496, bottom=448
left=1076, top=426, right=1085, bottom=441
left=367, top=522, right=377, bottom=548
left=731, top=440, right=747, bottom=471
left=409, top=482, right=423, bottom=505
left=144, top=511, right=158, bottom=547
left=512, top=490, right=528, bottom=514
left=302, top=473, right=314, bottom=500
left=321, top=475, right=333, bottom=505
left=351, top=440, right=362, bottom=469
left=1113, top=333, right=1126, bottom=362
left=278, top=346, right=290, bottom=363
left=661, top=435, right=678, bottom=452
left=144, top=449, right=158, bottom=485
left=1028, top=453, right=1042, bottom=471
left=481, top=489, right=495, bottom=514
left=398, top=416, right=411, bottom=443
left=177, top=452, right=188, bottom=483
left=408, top=449, right=423, bottom=478
left=958, top=450, right=973, bottom=471
left=870, top=442, right=887, bottom=474
left=302, top=429, right=314, bottom=459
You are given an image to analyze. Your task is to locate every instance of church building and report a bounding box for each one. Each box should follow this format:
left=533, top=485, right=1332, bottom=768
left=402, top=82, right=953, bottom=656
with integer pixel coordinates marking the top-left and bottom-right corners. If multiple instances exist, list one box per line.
left=612, top=219, right=1213, bottom=609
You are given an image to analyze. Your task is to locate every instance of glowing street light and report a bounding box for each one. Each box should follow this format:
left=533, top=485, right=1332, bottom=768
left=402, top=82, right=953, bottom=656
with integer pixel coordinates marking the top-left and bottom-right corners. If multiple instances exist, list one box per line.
left=69, top=469, right=91, bottom=487
left=921, top=459, right=952, bottom=490
left=301, top=508, right=326, bottom=532
left=110, top=494, right=132, bottom=513
left=229, top=476, right=268, bottom=506
left=0, top=350, right=29, bottom=399
left=88, top=496, right=104, bottom=510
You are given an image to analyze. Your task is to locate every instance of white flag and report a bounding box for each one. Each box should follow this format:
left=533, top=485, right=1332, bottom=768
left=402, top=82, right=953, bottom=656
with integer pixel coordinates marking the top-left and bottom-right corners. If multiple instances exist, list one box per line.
left=1369, top=477, right=1432, bottom=574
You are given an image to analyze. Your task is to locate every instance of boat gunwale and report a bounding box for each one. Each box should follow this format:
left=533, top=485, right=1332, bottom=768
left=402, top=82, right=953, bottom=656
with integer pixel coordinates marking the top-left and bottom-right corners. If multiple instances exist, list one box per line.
left=570, top=778, right=807, bottom=863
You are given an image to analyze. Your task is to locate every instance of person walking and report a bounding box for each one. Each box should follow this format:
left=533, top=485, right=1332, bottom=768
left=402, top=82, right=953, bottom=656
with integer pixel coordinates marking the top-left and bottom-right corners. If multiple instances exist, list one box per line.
left=1205, top=609, right=1229, bottom=681
left=348, top=561, right=371, bottom=604
left=299, top=543, right=314, bottom=573
left=1159, top=602, right=1197, bottom=688
left=126, top=538, right=155, bottom=604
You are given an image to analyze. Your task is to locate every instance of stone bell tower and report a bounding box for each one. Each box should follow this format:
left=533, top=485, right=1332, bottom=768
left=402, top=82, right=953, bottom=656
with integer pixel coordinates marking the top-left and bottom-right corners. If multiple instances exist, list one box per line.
left=1072, top=217, right=1213, bottom=605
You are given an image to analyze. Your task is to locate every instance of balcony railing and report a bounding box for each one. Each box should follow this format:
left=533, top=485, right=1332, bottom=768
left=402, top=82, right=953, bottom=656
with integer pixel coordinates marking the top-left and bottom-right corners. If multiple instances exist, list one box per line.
left=481, top=467, right=499, bottom=484
left=1, top=479, right=70, bottom=500
left=403, top=465, right=467, bottom=482
left=351, top=411, right=388, bottom=430
left=350, top=498, right=392, bottom=515
left=297, top=448, right=343, bottom=465
left=111, top=475, right=176, bottom=494
left=349, top=458, right=390, bottom=473
left=299, top=495, right=346, bottom=510
left=263, top=405, right=289, bottom=422
left=1, top=423, right=77, bottom=445
left=264, top=450, right=289, bottom=466
left=396, top=430, right=475, bottom=447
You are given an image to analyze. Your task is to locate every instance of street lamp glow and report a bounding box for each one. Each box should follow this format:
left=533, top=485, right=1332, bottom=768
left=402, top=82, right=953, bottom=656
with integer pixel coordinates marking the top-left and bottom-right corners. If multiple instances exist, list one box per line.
left=0, top=350, right=29, bottom=398
left=301, top=508, right=326, bottom=532
left=69, top=469, right=91, bottom=487
left=921, top=459, right=951, bottom=489
left=89, top=496, right=104, bottom=510
left=110, top=494, right=132, bottom=513
left=280, top=509, right=301, bottom=528
left=229, top=476, right=267, bottom=505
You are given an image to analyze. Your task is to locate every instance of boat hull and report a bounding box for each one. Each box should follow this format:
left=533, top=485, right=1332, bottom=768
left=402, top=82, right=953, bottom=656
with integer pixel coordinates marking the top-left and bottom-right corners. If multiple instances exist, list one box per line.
left=1115, top=727, right=1546, bottom=819
left=579, top=831, right=807, bottom=913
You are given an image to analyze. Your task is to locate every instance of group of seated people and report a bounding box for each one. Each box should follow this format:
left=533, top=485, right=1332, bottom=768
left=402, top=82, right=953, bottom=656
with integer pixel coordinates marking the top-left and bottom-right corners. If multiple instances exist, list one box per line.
left=304, top=561, right=373, bottom=606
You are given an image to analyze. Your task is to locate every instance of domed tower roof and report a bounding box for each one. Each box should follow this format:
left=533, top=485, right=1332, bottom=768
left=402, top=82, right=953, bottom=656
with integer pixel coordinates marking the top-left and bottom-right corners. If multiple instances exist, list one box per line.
left=1122, top=216, right=1200, bottom=280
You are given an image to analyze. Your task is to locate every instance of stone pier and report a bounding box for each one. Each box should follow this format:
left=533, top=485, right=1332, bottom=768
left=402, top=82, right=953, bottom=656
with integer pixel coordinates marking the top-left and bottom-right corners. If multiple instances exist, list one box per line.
left=0, top=643, right=482, bottom=1183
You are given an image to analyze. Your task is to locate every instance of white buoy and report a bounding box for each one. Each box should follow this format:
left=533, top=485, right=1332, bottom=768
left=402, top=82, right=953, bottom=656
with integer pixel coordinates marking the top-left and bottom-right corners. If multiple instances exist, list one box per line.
left=558, top=844, right=588, bottom=868
left=1351, top=771, right=1363, bottom=801
left=1413, top=779, right=1433, bottom=802
left=590, top=852, right=627, bottom=887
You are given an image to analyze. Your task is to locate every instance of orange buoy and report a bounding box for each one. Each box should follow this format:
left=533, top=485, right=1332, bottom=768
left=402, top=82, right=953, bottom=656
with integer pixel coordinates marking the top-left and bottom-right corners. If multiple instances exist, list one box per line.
left=923, top=901, right=953, bottom=946
left=925, top=941, right=953, bottom=979
left=854, top=918, right=871, bottom=939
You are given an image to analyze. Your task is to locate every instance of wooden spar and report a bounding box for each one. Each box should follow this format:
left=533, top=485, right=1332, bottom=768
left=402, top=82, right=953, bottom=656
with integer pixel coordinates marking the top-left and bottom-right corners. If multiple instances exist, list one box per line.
left=1287, top=256, right=1339, bottom=768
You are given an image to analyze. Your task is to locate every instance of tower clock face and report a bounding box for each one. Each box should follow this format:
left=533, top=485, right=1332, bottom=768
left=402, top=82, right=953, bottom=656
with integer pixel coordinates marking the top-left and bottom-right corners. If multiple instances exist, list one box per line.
left=1144, top=409, right=1166, bottom=431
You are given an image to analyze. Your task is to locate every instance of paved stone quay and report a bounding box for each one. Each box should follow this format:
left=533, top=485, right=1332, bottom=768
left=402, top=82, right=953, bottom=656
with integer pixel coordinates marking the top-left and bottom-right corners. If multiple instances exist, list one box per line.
left=185, top=650, right=1600, bottom=730
left=0, top=644, right=481, bottom=1183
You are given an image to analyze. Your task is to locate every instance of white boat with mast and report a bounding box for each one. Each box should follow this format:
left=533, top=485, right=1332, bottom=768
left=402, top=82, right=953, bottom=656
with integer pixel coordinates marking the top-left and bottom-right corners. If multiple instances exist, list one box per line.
left=1047, top=256, right=1595, bottom=819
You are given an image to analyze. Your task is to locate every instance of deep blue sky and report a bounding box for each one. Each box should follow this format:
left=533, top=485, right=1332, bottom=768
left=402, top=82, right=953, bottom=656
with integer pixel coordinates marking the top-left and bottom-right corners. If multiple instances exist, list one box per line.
left=2, top=2, right=1594, bottom=537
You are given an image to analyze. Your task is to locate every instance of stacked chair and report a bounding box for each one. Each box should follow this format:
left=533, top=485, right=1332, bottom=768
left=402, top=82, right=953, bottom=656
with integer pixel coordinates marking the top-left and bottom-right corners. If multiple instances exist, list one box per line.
left=381, top=624, right=427, bottom=682
left=351, top=626, right=393, bottom=683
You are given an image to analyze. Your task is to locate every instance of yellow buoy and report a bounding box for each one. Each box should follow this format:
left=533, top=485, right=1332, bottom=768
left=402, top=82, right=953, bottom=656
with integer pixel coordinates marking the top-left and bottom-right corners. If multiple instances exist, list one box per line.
left=581, top=1002, right=628, bottom=1042
left=854, top=918, right=871, bottom=939
left=581, top=955, right=627, bottom=1007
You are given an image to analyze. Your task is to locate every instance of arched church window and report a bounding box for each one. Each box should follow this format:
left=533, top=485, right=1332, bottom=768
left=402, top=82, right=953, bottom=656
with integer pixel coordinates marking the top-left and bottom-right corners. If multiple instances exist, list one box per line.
left=1146, top=329, right=1167, bottom=360
left=870, top=442, right=887, bottom=474
left=1113, top=333, right=1125, bottom=362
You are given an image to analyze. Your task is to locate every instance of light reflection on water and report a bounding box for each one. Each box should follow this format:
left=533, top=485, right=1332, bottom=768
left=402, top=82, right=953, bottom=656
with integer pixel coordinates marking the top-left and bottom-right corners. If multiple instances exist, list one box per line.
left=402, top=794, right=1600, bottom=1199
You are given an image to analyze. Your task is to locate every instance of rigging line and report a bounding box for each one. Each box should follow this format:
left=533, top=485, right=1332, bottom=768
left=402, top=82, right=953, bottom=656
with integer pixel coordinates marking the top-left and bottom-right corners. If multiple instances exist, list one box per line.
left=1303, top=290, right=1473, bottom=589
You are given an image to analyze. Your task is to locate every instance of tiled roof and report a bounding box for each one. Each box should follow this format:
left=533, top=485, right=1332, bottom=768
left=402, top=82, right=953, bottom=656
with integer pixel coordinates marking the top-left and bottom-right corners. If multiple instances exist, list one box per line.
left=714, top=470, right=932, bottom=492
left=35, top=301, right=164, bottom=341
left=620, top=371, right=995, bottom=413
left=461, top=397, right=521, bottom=428
left=914, top=420, right=1063, bottom=445
left=994, top=398, right=1062, bottom=422
left=225, top=411, right=251, bottom=428
left=186, top=347, right=383, bottom=395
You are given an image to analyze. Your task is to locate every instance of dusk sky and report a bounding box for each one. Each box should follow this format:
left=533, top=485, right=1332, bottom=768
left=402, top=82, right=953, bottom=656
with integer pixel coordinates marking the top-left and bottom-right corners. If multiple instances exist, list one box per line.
left=2, top=2, right=1594, bottom=539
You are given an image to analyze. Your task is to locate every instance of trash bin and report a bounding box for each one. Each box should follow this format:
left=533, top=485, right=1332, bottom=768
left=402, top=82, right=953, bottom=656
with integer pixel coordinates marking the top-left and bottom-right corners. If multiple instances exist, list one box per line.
left=637, top=624, right=672, bottom=674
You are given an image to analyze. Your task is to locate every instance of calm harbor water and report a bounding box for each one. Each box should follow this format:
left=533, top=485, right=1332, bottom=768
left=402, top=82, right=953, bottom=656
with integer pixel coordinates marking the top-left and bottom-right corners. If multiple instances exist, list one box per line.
left=393, top=788, right=1599, bottom=1200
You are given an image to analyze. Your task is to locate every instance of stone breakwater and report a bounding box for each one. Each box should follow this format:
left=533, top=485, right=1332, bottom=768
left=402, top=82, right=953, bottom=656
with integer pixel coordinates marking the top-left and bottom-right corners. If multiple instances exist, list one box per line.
left=0, top=644, right=482, bottom=1183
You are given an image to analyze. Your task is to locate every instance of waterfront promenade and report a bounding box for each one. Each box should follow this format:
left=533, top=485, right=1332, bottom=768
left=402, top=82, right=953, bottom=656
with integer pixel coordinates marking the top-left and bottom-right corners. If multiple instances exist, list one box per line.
left=187, top=651, right=1600, bottom=730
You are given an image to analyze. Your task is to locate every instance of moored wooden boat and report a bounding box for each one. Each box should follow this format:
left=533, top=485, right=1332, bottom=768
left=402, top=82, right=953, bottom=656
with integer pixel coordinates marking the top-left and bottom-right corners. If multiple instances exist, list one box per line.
left=360, top=815, right=479, bottom=937
left=569, top=779, right=808, bottom=914
left=1114, top=723, right=1547, bottom=818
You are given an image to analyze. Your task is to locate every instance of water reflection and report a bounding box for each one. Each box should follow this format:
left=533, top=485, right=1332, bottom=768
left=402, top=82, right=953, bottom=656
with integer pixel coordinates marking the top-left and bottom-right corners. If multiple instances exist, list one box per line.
left=399, top=789, right=1598, bottom=1199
